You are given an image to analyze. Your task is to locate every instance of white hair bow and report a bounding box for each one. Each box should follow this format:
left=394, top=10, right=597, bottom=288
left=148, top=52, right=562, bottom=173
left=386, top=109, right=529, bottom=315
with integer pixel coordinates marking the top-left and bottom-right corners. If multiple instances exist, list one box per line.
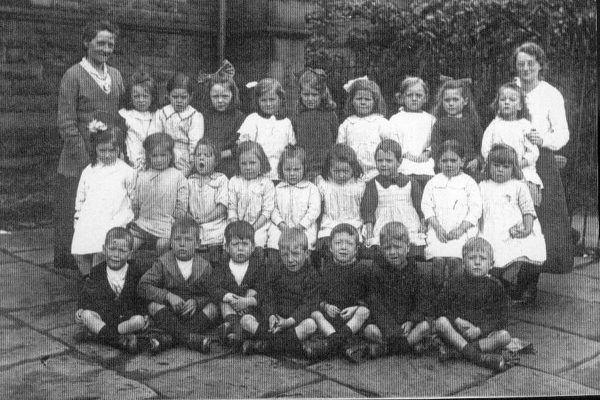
left=513, top=77, right=522, bottom=87
left=246, top=81, right=258, bottom=89
left=343, top=76, right=369, bottom=92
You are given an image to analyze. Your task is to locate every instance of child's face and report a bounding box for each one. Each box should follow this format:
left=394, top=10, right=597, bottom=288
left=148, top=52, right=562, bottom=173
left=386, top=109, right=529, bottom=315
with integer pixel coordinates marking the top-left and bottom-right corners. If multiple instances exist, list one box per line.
left=226, top=236, right=254, bottom=263
left=490, top=160, right=513, bottom=184
left=170, top=228, right=197, bottom=261
left=96, top=142, right=118, bottom=165
left=330, top=232, right=358, bottom=265
left=282, top=156, right=303, bottom=186
left=194, top=145, right=216, bottom=175
left=300, top=86, right=321, bottom=110
left=210, top=84, right=233, bottom=112
left=353, top=89, right=375, bottom=117
left=149, top=144, right=172, bottom=171
left=239, top=151, right=261, bottom=180
left=442, top=88, right=467, bottom=117
left=463, top=249, right=493, bottom=278
left=498, top=88, right=522, bottom=120
left=258, top=89, right=281, bottom=116
left=280, top=241, right=309, bottom=272
left=330, top=160, right=353, bottom=185
left=375, top=150, right=399, bottom=177
left=380, top=239, right=409, bottom=269
left=103, top=238, right=132, bottom=271
left=169, top=88, right=191, bottom=113
left=439, top=150, right=463, bottom=178
left=132, top=84, right=152, bottom=113
left=403, top=84, right=427, bottom=112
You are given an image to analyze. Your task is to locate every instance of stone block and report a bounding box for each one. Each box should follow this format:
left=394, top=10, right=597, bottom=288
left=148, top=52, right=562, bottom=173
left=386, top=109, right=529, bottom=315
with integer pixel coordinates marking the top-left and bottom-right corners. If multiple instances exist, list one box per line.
left=0, top=95, right=57, bottom=112
left=0, top=262, right=76, bottom=310
left=307, top=355, right=494, bottom=398
left=538, top=271, right=600, bottom=302
left=560, top=353, right=600, bottom=390
left=0, top=228, right=53, bottom=252
left=47, top=324, right=123, bottom=363
left=0, top=249, right=21, bottom=264
left=0, top=317, right=68, bottom=367
left=508, top=322, right=600, bottom=374
left=281, top=380, right=365, bottom=398
left=0, top=354, right=157, bottom=399
left=0, top=112, right=55, bottom=132
left=0, top=62, right=44, bottom=80
left=12, top=248, right=54, bottom=265
left=455, top=366, right=600, bottom=397
left=511, top=291, right=600, bottom=341
left=572, top=259, right=600, bottom=279
left=10, top=301, right=77, bottom=332
left=145, top=354, right=320, bottom=398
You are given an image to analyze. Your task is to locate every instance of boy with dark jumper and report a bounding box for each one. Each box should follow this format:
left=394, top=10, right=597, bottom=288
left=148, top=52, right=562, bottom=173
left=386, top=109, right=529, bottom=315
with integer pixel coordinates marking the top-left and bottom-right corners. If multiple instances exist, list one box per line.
left=241, top=228, right=319, bottom=356
left=138, top=217, right=218, bottom=353
left=75, top=227, right=147, bottom=353
left=434, top=237, right=511, bottom=371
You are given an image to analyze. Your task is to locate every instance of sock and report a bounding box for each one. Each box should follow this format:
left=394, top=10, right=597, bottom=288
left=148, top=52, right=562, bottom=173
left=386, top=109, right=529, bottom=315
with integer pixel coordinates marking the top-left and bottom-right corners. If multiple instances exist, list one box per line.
left=191, top=312, right=212, bottom=334
left=225, top=314, right=240, bottom=326
left=271, top=329, right=302, bottom=353
left=153, top=308, right=189, bottom=344
left=339, top=325, right=353, bottom=339
left=254, top=322, right=270, bottom=339
left=97, top=324, right=120, bottom=347
left=389, top=335, right=411, bottom=354
left=461, top=342, right=482, bottom=361
left=327, top=332, right=346, bottom=352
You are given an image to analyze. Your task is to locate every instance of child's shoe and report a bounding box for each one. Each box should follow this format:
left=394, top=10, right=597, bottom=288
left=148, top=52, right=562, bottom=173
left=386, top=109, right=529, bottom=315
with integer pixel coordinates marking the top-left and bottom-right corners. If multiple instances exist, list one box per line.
left=186, top=334, right=211, bottom=353
left=242, top=340, right=270, bottom=356
left=367, top=342, right=389, bottom=359
left=461, top=343, right=506, bottom=372
left=215, top=322, right=232, bottom=342
left=118, top=334, right=140, bottom=354
left=302, top=339, right=332, bottom=359
left=149, top=333, right=174, bottom=355
left=73, top=326, right=96, bottom=343
left=438, top=343, right=460, bottom=362
left=226, top=333, right=243, bottom=350
left=343, top=342, right=368, bottom=363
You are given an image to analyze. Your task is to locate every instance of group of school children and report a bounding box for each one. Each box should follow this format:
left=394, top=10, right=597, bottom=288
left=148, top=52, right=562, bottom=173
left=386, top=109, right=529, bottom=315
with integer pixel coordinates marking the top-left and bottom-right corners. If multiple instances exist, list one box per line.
left=71, top=61, right=549, bottom=372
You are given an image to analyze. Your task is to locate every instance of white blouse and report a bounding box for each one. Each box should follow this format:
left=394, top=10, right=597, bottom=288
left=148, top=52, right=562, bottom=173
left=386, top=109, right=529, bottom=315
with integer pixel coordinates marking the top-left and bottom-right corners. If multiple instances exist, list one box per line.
left=388, top=109, right=436, bottom=176
left=525, top=81, right=570, bottom=151
left=119, top=108, right=154, bottom=170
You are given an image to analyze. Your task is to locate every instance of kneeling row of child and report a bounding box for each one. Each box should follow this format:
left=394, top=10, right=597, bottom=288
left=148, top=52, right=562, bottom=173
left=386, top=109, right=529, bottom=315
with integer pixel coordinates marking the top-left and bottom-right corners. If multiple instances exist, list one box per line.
left=76, top=217, right=512, bottom=371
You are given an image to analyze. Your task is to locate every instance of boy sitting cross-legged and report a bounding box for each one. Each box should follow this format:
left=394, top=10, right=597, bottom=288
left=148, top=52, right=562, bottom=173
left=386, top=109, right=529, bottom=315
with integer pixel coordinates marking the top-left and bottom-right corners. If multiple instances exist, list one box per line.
left=138, top=217, right=218, bottom=354
left=75, top=227, right=148, bottom=353
left=241, top=228, right=319, bottom=356
left=362, top=222, right=433, bottom=359
left=209, top=221, right=267, bottom=349
left=433, top=237, right=511, bottom=372
left=305, top=223, right=372, bottom=362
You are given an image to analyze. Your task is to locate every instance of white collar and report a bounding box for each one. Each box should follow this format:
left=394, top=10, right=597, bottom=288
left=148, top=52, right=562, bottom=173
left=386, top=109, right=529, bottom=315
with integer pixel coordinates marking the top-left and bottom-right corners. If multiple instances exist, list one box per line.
left=119, top=108, right=154, bottom=121
left=80, top=58, right=112, bottom=94
left=106, top=263, right=128, bottom=294
left=346, top=114, right=383, bottom=124
left=163, top=104, right=196, bottom=120
left=277, top=180, right=310, bottom=189
left=176, top=258, right=194, bottom=280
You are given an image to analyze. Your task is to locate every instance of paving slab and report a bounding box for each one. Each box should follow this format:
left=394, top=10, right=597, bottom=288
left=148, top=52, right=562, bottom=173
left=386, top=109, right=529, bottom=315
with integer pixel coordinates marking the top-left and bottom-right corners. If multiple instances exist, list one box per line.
left=0, top=262, right=76, bottom=310
left=0, top=228, right=53, bottom=252
left=0, top=250, right=21, bottom=263
left=145, top=354, right=320, bottom=398
left=511, top=291, right=600, bottom=341
left=559, top=353, right=600, bottom=390
left=0, top=354, right=157, bottom=400
left=123, top=344, right=229, bottom=379
left=539, top=270, right=600, bottom=302
left=47, top=324, right=123, bottom=363
left=508, top=321, right=600, bottom=374
left=10, top=301, right=77, bottom=332
left=279, top=379, right=365, bottom=398
left=454, top=366, right=600, bottom=397
left=0, top=316, right=68, bottom=368
left=307, top=355, right=495, bottom=398
left=11, top=247, right=54, bottom=265
left=572, top=259, right=600, bottom=279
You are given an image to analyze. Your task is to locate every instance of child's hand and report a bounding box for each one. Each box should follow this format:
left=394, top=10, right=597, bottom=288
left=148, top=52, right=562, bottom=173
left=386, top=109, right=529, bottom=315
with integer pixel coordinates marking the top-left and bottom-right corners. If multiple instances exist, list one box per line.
left=464, top=326, right=482, bottom=340
left=232, top=296, right=254, bottom=315
left=268, top=314, right=279, bottom=333
left=75, top=309, right=85, bottom=325
left=526, top=128, right=543, bottom=146
left=465, top=159, right=479, bottom=172
left=167, top=293, right=185, bottom=314
left=400, top=321, right=414, bottom=336
left=509, top=223, right=532, bottom=239
left=324, top=304, right=340, bottom=318
left=181, top=299, right=197, bottom=318
left=433, top=225, right=449, bottom=243
left=339, top=306, right=358, bottom=321
left=446, top=227, right=464, bottom=241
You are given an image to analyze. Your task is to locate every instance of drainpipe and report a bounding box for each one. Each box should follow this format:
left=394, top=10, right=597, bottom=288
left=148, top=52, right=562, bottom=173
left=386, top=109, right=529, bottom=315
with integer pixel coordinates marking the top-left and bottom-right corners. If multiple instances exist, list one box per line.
left=218, top=0, right=226, bottom=63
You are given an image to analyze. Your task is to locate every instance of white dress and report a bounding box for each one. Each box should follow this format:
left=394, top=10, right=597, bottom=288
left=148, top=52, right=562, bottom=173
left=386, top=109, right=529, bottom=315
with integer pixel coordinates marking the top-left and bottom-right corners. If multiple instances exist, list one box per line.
left=479, top=179, right=546, bottom=268
left=188, top=172, right=229, bottom=246
left=481, top=117, right=543, bottom=188
left=118, top=108, right=154, bottom=170
left=71, top=159, right=136, bottom=254
left=267, top=180, right=321, bottom=250
left=228, top=175, right=275, bottom=247
left=371, top=180, right=424, bottom=246
left=148, top=105, right=204, bottom=175
left=237, top=113, right=296, bottom=181
left=422, top=173, right=482, bottom=259
left=316, top=176, right=366, bottom=239
left=337, top=114, right=392, bottom=181
left=388, top=109, right=436, bottom=176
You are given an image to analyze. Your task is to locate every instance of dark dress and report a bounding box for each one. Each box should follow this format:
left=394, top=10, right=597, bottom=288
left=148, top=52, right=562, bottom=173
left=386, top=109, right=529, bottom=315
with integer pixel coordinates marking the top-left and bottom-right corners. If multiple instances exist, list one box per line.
left=202, top=107, right=246, bottom=178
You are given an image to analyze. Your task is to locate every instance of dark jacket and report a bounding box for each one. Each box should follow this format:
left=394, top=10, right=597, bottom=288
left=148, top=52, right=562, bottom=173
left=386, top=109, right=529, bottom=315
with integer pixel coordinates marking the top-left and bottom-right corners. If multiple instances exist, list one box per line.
left=208, top=249, right=267, bottom=303
left=78, top=260, right=146, bottom=324
left=261, top=261, right=320, bottom=323
left=319, top=259, right=371, bottom=310
left=435, top=273, right=509, bottom=335
left=368, top=254, right=433, bottom=338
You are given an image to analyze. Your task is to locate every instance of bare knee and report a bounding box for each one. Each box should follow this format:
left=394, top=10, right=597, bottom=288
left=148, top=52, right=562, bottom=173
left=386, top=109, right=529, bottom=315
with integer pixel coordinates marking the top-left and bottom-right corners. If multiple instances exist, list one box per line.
left=311, top=311, right=325, bottom=321
left=148, top=302, right=165, bottom=316
left=434, top=316, right=451, bottom=331
left=364, top=324, right=382, bottom=341
left=240, top=314, right=256, bottom=330
left=354, top=306, right=370, bottom=320
left=299, top=318, right=317, bottom=334
left=203, top=303, right=219, bottom=320
left=496, top=330, right=512, bottom=346
left=80, top=309, right=98, bottom=322
left=129, top=315, right=146, bottom=326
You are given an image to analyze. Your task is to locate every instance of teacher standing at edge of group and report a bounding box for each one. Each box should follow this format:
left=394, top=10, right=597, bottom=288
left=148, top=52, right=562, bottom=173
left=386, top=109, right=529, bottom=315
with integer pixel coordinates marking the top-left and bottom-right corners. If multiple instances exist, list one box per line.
left=511, top=42, right=574, bottom=304
left=54, top=20, right=124, bottom=270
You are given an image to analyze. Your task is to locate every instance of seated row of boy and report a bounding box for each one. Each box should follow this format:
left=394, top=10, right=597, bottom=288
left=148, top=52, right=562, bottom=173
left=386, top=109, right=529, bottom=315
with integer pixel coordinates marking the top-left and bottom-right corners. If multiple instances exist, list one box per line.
left=76, top=217, right=511, bottom=371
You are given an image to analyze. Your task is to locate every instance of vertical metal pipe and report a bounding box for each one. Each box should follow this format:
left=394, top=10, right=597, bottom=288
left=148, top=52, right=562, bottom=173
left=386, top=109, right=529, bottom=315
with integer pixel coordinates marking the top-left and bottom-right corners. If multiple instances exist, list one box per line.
left=218, top=0, right=226, bottom=63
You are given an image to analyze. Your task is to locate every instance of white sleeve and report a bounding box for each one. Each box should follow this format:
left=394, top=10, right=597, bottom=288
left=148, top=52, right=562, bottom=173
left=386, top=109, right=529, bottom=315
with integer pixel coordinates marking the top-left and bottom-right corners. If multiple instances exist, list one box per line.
left=237, top=114, right=258, bottom=142
left=543, top=89, right=570, bottom=151
left=188, top=111, right=204, bottom=156
left=481, top=121, right=495, bottom=160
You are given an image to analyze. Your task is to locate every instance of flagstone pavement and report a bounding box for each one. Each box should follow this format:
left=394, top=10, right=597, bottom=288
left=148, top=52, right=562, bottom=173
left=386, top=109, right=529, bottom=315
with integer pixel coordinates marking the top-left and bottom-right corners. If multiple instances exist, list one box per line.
left=0, top=227, right=599, bottom=399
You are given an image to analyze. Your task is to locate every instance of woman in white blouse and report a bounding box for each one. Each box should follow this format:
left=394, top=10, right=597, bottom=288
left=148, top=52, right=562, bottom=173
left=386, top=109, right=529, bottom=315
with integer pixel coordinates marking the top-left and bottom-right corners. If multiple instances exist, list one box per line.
left=511, top=42, right=574, bottom=304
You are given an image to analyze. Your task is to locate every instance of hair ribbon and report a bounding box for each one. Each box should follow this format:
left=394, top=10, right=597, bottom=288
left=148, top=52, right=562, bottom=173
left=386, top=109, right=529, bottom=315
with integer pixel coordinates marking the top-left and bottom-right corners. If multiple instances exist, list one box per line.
left=198, top=59, right=236, bottom=84
left=439, top=74, right=473, bottom=86
left=343, top=76, right=369, bottom=92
